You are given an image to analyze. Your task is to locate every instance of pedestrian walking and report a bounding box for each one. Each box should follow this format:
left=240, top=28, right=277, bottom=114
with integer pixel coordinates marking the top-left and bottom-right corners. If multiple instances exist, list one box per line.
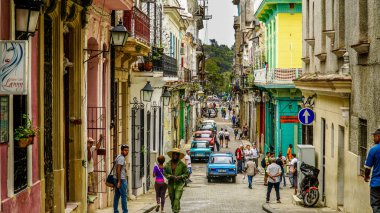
left=252, top=144, right=260, bottom=169
left=234, top=127, right=239, bottom=140
left=266, top=158, right=282, bottom=203
left=364, top=128, right=380, bottom=213
left=184, top=150, right=192, bottom=184
left=232, top=115, right=236, bottom=127
left=224, top=129, right=230, bottom=148
left=261, top=152, right=270, bottom=186
left=112, top=144, right=129, bottom=213
left=242, top=123, right=248, bottom=139
left=288, top=153, right=298, bottom=188
left=87, top=135, right=103, bottom=194
left=153, top=156, right=168, bottom=213
left=276, top=152, right=287, bottom=187
left=244, top=158, right=257, bottom=189
left=218, top=128, right=224, bottom=148
left=164, top=148, right=189, bottom=213
left=235, top=145, right=244, bottom=173
left=286, top=144, right=293, bottom=161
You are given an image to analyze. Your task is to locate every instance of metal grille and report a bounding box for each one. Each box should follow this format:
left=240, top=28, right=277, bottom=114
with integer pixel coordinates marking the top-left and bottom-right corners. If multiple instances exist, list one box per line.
left=131, top=99, right=144, bottom=193
left=124, top=7, right=150, bottom=44
left=87, top=107, right=106, bottom=193
left=13, top=95, right=27, bottom=194
left=359, top=119, right=367, bottom=176
left=146, top=111, right=151, bottom=191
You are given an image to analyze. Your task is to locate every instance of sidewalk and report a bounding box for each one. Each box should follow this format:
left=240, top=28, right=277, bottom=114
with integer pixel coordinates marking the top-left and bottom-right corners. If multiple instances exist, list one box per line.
left=262, top=187, right=339, bottom=213
left=95, top=190, right=159, bottom=213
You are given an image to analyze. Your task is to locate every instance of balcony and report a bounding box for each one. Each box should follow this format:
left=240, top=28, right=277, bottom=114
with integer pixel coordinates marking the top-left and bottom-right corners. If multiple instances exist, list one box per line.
left=124, top=7, right=150, bottom=45
left=99, top=0, right=132, bottom=10
left=254, top=68, right=303, bottom=85
left=153, top=53, right=178, bottom=77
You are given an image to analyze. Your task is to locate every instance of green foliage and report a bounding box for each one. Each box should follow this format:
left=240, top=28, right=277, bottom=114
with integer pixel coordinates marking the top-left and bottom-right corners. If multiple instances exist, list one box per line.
left=203, top=41, right=234, bottom=95
left=14, top=114, right=39, bottom=141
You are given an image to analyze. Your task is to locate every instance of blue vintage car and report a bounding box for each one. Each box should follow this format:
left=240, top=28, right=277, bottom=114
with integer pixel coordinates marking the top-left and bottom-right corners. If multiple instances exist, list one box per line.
left=207, top=152, right=237, bottom=183
left=190, top=140, right=211, bottom=162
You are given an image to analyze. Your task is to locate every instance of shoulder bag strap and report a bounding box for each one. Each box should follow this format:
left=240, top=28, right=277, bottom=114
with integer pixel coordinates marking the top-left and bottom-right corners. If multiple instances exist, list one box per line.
left=109, top=156, right=120, bottom=176
left=155, top=163, right=165, bottom=177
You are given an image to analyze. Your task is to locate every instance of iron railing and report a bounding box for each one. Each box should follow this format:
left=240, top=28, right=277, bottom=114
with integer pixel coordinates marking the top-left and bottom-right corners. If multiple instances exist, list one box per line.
left=124, top=7, right=150, bottom=44
left=254, top=68, right=303, bottom=84
left=153, top=53, right=178, bottom=77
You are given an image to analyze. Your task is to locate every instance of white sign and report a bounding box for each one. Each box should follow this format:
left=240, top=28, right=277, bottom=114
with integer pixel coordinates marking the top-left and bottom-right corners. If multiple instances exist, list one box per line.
left=0, top=41, right=27, bottom=94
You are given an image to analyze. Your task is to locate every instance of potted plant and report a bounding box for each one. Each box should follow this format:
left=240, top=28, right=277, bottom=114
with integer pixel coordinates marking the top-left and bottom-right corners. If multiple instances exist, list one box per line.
left=144, top=56, right=153, bottom=71
left=14, top=114, right=39, bottom=148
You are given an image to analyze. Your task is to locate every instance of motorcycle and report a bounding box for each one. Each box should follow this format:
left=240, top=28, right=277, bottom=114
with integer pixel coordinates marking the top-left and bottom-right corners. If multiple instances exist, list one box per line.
left=298, top=162, right=320, bottom=207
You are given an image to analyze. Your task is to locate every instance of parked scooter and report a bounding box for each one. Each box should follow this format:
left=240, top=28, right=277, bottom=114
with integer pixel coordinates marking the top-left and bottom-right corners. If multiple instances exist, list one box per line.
left=298, top=162, right=320, bottom=207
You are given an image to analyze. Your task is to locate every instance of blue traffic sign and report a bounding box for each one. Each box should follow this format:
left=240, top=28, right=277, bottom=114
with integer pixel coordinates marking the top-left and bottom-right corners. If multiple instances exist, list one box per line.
left=298, top=108, right=315, bottom=125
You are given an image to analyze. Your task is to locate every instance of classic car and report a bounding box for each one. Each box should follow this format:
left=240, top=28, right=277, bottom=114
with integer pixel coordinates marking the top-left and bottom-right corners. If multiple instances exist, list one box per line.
left=193, top=130, right=215, bottom=151
left=189, top=140, right=211, bottom=162
left=207, top=152, right=237, bottom=183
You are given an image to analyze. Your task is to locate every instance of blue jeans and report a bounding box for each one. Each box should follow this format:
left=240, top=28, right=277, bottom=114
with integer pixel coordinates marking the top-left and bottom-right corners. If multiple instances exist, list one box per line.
left=113, top=178, right=128, bottom=213
left=266, top=182, right=280, bottom=201
left=281, top=168, right=286, bottom=186
left=247, top=175, right=253, bottom=188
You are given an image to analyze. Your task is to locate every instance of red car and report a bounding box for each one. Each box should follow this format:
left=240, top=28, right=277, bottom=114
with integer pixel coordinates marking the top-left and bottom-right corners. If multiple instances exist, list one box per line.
left=194, top=130, right=215, bottom=151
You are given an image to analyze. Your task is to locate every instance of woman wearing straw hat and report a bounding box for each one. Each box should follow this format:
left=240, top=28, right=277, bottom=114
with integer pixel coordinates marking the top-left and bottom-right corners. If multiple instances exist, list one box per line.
left=164, top=148, right=189, bottom=213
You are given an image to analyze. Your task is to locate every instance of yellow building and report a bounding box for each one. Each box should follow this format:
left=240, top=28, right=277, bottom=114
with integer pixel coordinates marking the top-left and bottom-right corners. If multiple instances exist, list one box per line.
left=254, top=0, right=302, bottom=69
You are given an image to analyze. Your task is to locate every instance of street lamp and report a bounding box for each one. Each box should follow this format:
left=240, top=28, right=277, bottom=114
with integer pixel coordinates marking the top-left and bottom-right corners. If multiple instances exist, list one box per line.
left=162, top=88, right=171, bottom=106
left=110, top=20, right=129, bottom=47
left=14, top=0, right=43, bottom=39
left=141, top=81, right=154, bottom=102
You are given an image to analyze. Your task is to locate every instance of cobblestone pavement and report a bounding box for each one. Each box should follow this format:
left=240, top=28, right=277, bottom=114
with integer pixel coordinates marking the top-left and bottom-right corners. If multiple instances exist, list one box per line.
left=150, top=117, right=268, bottom=213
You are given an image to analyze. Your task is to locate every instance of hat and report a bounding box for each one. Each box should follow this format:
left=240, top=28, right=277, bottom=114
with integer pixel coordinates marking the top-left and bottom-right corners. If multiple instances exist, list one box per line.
left=371, top=129, right=380, bottom=135
left=167, top=148, right=185, bottom=159
left=88, top=137, right=95, bottom=142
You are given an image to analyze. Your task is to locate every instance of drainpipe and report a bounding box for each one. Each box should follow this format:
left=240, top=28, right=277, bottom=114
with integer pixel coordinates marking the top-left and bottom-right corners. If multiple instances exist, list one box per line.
left=110, top=10, right=116, bottom=158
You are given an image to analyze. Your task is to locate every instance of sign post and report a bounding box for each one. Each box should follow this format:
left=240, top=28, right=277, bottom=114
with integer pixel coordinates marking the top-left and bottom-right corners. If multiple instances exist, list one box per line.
left=298, top=108, right=315, bottom=125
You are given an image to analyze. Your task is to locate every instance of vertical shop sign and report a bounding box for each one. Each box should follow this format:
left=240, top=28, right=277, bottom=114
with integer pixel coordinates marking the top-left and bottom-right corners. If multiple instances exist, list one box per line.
left=0, top=96, right=9, bottom=143
left=0, top=41, right=27, bottom=94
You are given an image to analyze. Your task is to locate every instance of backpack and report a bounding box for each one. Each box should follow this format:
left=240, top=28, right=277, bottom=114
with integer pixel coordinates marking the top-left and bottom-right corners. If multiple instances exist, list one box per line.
left=261, top=157, right=266, bottom=168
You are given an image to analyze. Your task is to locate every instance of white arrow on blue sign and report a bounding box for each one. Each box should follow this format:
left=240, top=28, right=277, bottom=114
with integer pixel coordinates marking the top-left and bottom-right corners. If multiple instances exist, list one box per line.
left=298, top=108, right=315, bottom=125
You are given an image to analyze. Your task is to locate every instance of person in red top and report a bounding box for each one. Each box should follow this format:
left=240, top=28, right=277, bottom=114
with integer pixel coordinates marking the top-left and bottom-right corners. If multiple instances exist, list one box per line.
left=236, top=145, right=244, bottom=173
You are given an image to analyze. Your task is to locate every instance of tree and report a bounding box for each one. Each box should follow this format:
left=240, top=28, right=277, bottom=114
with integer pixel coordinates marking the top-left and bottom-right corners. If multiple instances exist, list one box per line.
left=203, top=40, right=234, bottom=95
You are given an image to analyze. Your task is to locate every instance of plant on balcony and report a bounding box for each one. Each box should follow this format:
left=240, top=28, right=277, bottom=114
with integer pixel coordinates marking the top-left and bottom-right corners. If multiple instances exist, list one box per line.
left=14, top=114, right=39, bottom=148
left=143, top=55, right=153, bottom=71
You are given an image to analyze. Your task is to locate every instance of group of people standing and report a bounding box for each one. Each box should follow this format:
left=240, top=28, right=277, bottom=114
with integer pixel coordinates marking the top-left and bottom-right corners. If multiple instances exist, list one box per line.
left=218, top=128, right=230, bottom=148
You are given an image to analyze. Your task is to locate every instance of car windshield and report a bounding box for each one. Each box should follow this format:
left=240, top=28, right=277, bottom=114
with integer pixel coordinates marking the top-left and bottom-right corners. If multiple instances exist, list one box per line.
left=201, top=125, right=213, bottom=130
left=192, top=142, right=209, bottom=148
left=194, top=133, right=211, bottom=138
left=210, top=156, right=233, bottom=164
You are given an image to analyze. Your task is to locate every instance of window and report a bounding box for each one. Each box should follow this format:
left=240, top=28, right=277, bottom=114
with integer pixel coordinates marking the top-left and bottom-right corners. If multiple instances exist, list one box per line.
left=331, top=124, right=334, bottom=158
left=359, top=119, right=367, bottom=176
left=13, top=95, right=28, bottom=193
left=302, top=125, right=313, bottom=145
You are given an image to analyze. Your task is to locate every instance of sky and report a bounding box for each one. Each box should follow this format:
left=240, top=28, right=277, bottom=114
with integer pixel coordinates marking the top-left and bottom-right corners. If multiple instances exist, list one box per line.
left=199, top=0, right=237, bottom=47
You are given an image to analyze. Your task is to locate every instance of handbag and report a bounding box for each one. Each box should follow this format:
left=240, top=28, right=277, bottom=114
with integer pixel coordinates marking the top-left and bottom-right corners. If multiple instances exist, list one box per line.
left=106, top=156, right=120, bottom=188
left=155, top=163, right=168, bottom=184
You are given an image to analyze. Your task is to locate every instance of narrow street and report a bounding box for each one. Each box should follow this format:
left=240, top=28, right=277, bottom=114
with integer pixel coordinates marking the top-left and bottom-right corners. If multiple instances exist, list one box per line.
left=150, top=117, right=267, bottom=213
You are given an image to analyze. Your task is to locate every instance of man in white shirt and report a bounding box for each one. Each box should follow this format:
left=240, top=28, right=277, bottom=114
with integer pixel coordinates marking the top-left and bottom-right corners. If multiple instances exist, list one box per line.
left=266, top=158, right=282, bottom=203
left=288, top=153, right=298, bottom=188
left=252, top=144, right=260, bottom=169
left=224, top=129, right=230, bottom=148
left=184, top=150, right=192, bottom=184
left=87, top=135, right=103, bottom=194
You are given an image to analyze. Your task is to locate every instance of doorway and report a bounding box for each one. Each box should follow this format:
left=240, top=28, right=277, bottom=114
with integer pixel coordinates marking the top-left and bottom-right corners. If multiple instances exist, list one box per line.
left=321, top=118, right=326, bottom=202
left=337, top=126, right=345, bottom=207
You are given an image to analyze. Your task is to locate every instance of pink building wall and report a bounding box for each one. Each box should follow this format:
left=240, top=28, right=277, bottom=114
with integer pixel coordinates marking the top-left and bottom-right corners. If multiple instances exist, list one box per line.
left=0, top=1, right=41, bottom=211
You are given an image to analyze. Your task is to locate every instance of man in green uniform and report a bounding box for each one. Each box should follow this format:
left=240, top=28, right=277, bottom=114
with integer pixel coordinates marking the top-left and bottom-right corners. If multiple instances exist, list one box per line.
left=164, top=148, right=189, bottom=213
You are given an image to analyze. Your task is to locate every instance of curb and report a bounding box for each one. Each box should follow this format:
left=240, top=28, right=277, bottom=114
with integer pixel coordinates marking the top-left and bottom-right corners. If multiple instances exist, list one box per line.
left=262, top=203, right=279, bottom=213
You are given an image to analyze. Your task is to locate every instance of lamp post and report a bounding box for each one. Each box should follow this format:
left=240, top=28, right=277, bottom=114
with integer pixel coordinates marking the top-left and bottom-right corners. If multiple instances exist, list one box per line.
left=172, top=108, right=178, bottom=147
left=162, top=88, right=171, bottom=107
left=14, top=0, right=43, bottom=40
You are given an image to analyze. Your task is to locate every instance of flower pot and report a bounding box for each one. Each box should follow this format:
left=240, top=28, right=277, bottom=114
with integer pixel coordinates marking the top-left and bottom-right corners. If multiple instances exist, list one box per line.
left=144, top=62, right=153, bottom=71
left=138, top=63, right=145, bottom=71
left=17, top=136, right=34, bottom=148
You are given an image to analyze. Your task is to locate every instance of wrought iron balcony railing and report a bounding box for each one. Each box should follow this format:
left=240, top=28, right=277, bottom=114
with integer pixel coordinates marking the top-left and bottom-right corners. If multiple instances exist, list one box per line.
left=254, top=68, right=303, bottom=84
left=124, top=6, right=150, bottom=45
left=152, top=53, right=178, bottom=77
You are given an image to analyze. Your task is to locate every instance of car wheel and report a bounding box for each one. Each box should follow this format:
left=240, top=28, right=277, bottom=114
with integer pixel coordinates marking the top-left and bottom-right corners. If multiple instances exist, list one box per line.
left=208, top=177, right=211, bottom=183
left=232, top=176, right=236, bottom=183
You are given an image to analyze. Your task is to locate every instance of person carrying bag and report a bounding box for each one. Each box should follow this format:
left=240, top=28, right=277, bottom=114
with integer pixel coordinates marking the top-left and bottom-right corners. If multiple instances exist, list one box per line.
left=153, top=156, right=168, bottom=213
